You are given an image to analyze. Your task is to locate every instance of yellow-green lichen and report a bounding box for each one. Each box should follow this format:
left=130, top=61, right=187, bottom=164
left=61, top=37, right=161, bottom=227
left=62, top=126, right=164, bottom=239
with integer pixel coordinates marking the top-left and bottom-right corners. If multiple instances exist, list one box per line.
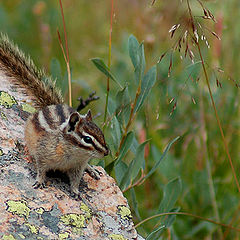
left=35, top=207, right=45, bottom=215
left=0, top=91, right=17, bottom=108
left=18, top=234, right=25, bottom=239
left=6, top=200, right=30, bottom=218
left=2, top=234, right=16, bottom=240
left=0, top=111, right=7, bottom=120
left=0, top=148, right=3, bottom=156
left=25, top=223, right=39, bottom=234
left=21, top=103, right=36, bottom=114
left=58, top=232, right=70, bottom=240
left=60, top=213, right=85, bottom=229
left=108, top=234, right=127, bottom=240
left=80, top=202, right=91, bottom=219
left=118, top=206, right=132, bottom=220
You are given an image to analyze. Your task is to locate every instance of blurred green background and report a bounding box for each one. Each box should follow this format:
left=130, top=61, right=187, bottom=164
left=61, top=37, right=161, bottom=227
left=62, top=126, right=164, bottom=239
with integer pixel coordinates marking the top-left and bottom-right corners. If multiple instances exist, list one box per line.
left=1, top=0, right=240, bottom=239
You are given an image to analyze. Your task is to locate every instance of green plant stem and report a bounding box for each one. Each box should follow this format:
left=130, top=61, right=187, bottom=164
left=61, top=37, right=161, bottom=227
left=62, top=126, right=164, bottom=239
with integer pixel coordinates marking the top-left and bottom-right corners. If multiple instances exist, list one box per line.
left=115, top=84, right=141, bottom=157
left=123, top=170, right=145, bottom=193
left=135, top=212, right=240, bottom=232
left=103, top=0, right=114, bottom=130
left=199, top=92, right=223, bottom=238
left=59, top=0, right=72, bottom=107
left=196, top=42, right=240, bottom=193
left=222, top=204, right=240, bottom=239
left=186, top=0, right=240, bottom=194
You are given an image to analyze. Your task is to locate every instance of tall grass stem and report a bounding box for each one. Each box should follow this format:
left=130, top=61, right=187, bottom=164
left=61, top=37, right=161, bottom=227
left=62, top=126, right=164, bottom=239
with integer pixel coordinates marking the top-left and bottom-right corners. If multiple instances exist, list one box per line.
left=103, top=0, right=114, bottom=130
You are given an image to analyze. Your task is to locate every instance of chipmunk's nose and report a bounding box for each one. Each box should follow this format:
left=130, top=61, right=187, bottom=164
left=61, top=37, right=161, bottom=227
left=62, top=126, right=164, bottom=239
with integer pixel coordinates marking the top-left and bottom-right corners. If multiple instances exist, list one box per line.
left=104, top=147, right=109, bottom=156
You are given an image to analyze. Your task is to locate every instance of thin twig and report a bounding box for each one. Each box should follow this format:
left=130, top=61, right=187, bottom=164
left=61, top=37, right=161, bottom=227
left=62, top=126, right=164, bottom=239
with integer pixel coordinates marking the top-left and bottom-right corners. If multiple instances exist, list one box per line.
left=123, top=170, right=145, bottom=192
left=187, top=0, right=240, bottom=193
left=135, top=212, right=240, bottom=233
left=103, top=0, right=114, bottom=130
left=57, top=30, right=67, bottom=64
left=59, top=0, right=72, bottom=107
left=196, top=42, right=240, bottom=193
left=200, top=92, right=223, bottom=238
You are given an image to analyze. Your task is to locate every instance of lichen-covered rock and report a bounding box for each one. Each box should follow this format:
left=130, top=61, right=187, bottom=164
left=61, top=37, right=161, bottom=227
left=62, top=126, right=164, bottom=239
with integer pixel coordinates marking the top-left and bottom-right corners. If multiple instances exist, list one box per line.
left=0, top=72, right=140, bottom=239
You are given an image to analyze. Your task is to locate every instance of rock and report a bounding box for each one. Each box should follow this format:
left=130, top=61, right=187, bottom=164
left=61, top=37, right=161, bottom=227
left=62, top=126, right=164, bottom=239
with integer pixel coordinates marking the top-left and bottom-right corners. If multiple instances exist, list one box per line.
left=0, top=62, right=140, bottom=240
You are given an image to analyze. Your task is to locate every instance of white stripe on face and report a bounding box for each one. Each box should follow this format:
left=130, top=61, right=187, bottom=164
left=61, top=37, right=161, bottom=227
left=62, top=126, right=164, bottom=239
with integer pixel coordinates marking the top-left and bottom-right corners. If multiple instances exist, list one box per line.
left=81, top=130, right=106, bottom=153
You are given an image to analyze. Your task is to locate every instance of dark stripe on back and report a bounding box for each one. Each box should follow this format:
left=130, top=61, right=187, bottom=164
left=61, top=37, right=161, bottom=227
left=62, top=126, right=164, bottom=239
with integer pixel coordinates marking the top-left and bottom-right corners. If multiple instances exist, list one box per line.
left=56, top=104, right=66, bottom=124
left=32, top=112, right=45, bottom=132
left=42, top=106, right=54, bottom=129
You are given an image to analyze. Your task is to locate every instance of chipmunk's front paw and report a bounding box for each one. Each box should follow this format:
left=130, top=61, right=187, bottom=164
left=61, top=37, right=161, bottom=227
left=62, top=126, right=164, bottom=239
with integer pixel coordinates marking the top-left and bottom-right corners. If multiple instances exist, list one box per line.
left=70, top=191, right=81, bottom=200
left=33, top=181, right=46, bottom=189
left=85, top=165, right=102, bottom=180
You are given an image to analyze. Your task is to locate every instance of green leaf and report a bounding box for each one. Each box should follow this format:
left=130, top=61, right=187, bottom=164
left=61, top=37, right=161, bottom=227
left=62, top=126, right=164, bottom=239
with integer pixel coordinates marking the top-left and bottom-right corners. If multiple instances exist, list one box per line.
left=115, top=160, right=128, bottom=185
left=148, top=207, right=180, bottom=239
left=116, top=86, right=130, bottom=111
left=115, top=131, right=134, bottom=166
left=130, top=188, right=141, bottom=221
left=134, top=65, right=157, bottom=112
left=146, top=225, right=166, bottom=240
left=149, top=179, right=181, bottom=238
left=128, top=35, right=145, bottom=83
left=91, top=58, right=123, bottom=89
left=50, top=58, right=68, bottom=94
left=128, top=35, right=140, bottom=69
left=131, top=140, right=149, bottom=180
left=50, top=58, right=62, bottom=81
left=119, top=159, right=134, bottom=190
left=163, top=207, right=180, bottom=228
left=111, top=116, right=121, bottom=151
left=115, top=86, right=131, bottom=125
left=158, top=177, right=182, bottom=214
left=107, top=96, right=116, bottom=116
left=105, top=161, right=115, bottom=175
left=135, top=42, right=145, bottom=82
left=120, top=140, right=149, bottom=190
left=144, top=136, right=180, bottom=180
left=61, top=70, right=70, bottom=95
left=97, top=160, right=105, bottom=168
left=186, top=61, right=201, bottom=81
left=130, top=135, right=139, bottom=155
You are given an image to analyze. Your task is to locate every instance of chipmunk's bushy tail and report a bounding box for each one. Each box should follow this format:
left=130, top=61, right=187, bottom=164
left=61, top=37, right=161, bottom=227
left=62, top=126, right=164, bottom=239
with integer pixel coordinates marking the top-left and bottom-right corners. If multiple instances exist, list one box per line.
left=0, top=33, right=63, bottom=108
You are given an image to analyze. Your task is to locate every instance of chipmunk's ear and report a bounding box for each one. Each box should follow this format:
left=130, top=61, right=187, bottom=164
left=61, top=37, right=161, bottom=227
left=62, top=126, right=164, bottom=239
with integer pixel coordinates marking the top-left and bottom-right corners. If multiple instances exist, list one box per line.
left=85, top=109, right=92, bottom=121
left=67, top=112, right=81, bottom=132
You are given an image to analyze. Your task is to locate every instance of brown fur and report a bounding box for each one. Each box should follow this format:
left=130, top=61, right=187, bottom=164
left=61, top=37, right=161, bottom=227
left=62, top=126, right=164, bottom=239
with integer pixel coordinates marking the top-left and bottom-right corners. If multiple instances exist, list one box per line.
left=0, top=33, right=109, bottom=196
left=24, top=104, right=108, bottom=195
left=0, top=33, right=63, bottom=108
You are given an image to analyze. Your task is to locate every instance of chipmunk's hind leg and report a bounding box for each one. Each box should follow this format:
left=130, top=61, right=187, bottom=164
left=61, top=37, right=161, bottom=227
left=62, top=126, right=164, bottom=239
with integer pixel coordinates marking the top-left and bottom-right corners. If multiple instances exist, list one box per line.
left=32, top=162, right=48, bottom=189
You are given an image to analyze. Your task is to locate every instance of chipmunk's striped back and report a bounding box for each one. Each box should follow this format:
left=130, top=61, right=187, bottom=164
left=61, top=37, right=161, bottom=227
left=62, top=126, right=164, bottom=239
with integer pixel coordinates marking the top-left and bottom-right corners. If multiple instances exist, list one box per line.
left=32, top=104, right=74, bottom=132
left=0, top=32, right=108, bottom=196
left=26, top=104, right=108, bottom=159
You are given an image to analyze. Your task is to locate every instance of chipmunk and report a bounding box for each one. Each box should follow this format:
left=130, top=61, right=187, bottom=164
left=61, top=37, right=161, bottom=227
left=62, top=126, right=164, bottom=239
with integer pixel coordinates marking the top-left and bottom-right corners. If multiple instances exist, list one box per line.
left=0, top=33, right=108, bottom=197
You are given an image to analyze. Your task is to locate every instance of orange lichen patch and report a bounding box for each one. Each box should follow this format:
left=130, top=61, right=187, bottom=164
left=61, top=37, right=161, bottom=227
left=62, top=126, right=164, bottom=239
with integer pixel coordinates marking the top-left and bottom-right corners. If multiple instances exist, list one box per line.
left=27, top=187, right=79, bottom=214
left=0, top=137, right=16, bottom=154
left=54, top=195, right=82, bottom=214
left=0, top=185, right=22, bottom=202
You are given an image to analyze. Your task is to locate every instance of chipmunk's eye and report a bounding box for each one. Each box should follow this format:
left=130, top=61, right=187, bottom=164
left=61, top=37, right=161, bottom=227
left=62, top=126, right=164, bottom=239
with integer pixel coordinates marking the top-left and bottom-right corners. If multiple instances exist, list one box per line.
left=83, top=136, right=93, bottom=144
